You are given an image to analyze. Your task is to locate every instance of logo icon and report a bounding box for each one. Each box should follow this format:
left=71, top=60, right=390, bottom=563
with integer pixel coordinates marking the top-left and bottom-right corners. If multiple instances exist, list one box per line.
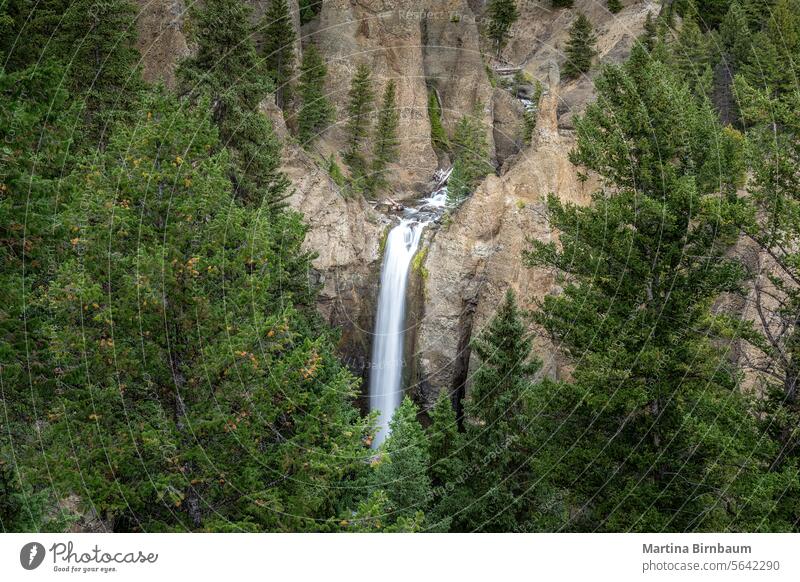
left=20, top=542, right=46, bottom=570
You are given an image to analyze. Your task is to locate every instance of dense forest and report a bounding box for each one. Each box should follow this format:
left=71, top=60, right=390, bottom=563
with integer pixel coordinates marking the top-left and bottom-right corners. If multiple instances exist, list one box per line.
left=1, top=0, right=799, bottom=532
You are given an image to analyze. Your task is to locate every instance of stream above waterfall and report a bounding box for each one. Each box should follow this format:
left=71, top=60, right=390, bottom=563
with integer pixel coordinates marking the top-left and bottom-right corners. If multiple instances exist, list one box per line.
left=368, top=184, right=448, bottom=447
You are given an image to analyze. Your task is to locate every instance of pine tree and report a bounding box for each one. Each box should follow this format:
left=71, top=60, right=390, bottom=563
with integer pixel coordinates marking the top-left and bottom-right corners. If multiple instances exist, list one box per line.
left=344, top=63, right=375, bottom=187
left=524, top=55, right=791, bottom=531
left=487, top=0, right=519, bottom=55
left=692, top=0, right=734, bottom=29
left=734, top=41, right=800, bottom=526
left=741, top=31, right=784, bottom=94
left=607, top=0, right=623, bottom=14
left=366, top=80, right=400, bottom=197
left=447, top=104, right=491, bottom=206
left=741, top=0, right=774, bottom=28
left=0, top=61, right=76, bottom=532
left=428, top=89, right=449, bottom=152
left=371, top=398, right=432, bottom=522
left=297, top=44, right=334, bottom=148
left=720, top=1, right=752, bottom=69
left=641, top=12, right=658, bottom=52
left=563, top=13, right=597, bottom=80
left=260, top=0, right=296, bottom=109
left=428, top=391, right=463, bottom=488
left=425, top=391, right=466, bottom=531
left=671, top=10, right=714, bottom=97
left=299, top=0, right=323, bottom=25
left=178, top=0, right=290, bottom=209
left=551, top=0, right=574, bottom=7
left=15, top=0, right=143, bottom=143
left=449, top=290, right=548, bottom=531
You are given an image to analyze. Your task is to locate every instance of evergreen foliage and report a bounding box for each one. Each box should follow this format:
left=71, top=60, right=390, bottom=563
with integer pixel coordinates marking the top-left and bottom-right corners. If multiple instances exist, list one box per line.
left=447, top=291, right=546, bottom=531
left=524, top=55, right=792, bottom=531
left=671, top=9, right=714, bottom=98
left=371, top=398, right=432, bottom=523
left=344, top=64, right=375, bottom=188
left=447, top=105, right=491, bottom=206
left=260, top=0, right=296, bottom=109
left=734, top=34, right=800, bottom=526
left=299, top=0, right=323, bottom=25
left=608, top=0, right=623, bottom=14
left=563, top=14, right=597, bottom=79
left=297, top=45, right=335, bottom=148
left=487, top=0, right=519, bottom=54
left=427, top=89, right=450, bottom=152
left=3, top=0, right=143, bottom=142
left=38, top=89, right=371, bottom=531
left=178, top=0, right=291, bottom=209
left=366, top=80, right=400, bottom=197
left=720, top=1, right=752, bottom=68
left=2, top=0, right=800, bottom=536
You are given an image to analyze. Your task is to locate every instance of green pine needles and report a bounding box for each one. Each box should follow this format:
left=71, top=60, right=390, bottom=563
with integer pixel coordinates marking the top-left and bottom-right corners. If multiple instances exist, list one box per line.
left=563, top=13, right=597, bottom=79
left=261, top=0, right=296, bottom=110
left=297, top=45, right=334, bottom=148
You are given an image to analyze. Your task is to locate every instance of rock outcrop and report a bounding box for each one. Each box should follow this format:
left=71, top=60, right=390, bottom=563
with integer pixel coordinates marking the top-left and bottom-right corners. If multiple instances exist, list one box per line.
left=422, top=0, right=496, bottom=164
left=134, top=0, right=192, bottom=88
left=414, top=63, right=597, bottom=406
left=501, top=0, right=659, bottom=128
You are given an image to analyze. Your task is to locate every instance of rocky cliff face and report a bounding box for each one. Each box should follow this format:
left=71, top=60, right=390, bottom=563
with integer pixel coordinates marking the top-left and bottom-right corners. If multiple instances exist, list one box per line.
left=134, top=0, right=192, bottom=88
left=502, top=0, right=658, bottom=128
left=414, top=66, right=597, bottom=406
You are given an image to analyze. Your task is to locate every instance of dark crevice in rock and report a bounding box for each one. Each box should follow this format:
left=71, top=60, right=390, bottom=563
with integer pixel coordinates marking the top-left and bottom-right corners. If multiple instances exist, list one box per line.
left=451, top=293, right=478, bottom=428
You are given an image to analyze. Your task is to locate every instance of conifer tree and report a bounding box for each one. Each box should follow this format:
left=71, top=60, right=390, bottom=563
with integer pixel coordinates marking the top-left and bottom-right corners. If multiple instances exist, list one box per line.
left=734, top=42, right=800, bottom=525
left=297, top=44, right=334, bottom=147
left=179, top=0, right=290, bottom=209
left=19, top=0, right=143, bottom=142
left=425, top=391, right=467, bottom=532
left=607, top=0, right=623, bottom=14
left=741, top=0, right=773, bottom=27
left=692, top=0, right=733, bottom=29
left=261, top=0, right=296, bottom=109
left=563, top=13, right=597, bottom=79
left=449, top=291, right=547, bottom=531
left=671, top=10, right=714, bottom=97
left=524, top=55, right=791, bottom=531
left=720, top=1, right=752, bottom=69
left=344, top=63, right=375, bottom=187
left=428, top=89, right=449, bottom=152
left=427, top=391, right=464, bottom=490
left=372, top=398, right=432, bottom=522
left=641, top=12, right=658, bottom=52
left=551, top=0, right=574, bottom=7
left=299, top=0, right=323, bottom=25
left=0, top=62, right=77, bottom=532
left=447, top=104, right=491, bottom=206
left=487, top=0, right=519, bottom=55
left=366, top=80, right=400, bottom=197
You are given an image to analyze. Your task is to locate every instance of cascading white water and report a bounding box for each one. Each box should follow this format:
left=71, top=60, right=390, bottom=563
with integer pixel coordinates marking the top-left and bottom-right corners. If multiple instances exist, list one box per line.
left=369, top=220, right=424, bottom=447
left=369, top=187, right=448, bottom=447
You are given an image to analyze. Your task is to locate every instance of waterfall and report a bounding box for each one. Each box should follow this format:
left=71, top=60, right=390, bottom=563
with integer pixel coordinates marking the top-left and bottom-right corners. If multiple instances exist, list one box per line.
left=368, top=185, right=447, bottom=447
left=369, top=220, right=424, bottom=447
